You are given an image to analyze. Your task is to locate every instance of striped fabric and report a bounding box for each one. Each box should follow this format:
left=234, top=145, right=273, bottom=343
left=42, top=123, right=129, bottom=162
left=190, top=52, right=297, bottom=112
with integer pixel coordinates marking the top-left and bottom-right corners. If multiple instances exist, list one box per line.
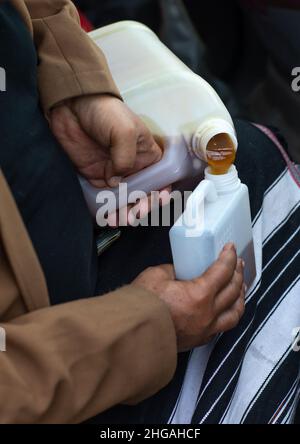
left=86, top=120, right=299, bottom=426
left=165, top=123, right=300, bottom=424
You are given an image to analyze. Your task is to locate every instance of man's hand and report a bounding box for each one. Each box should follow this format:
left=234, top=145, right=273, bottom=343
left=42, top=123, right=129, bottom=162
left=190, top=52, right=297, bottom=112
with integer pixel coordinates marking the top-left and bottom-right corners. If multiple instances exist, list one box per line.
left=50, top=94, right=163, bottom=188
left=50, top=94, right=170, bottom=225
left=132, top=243, right=246, bottom=352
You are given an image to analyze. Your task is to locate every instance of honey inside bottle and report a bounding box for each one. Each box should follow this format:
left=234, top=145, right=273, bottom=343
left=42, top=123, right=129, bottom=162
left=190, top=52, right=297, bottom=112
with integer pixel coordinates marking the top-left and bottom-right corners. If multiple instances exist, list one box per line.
left=206, top=133, right=236, bottom=175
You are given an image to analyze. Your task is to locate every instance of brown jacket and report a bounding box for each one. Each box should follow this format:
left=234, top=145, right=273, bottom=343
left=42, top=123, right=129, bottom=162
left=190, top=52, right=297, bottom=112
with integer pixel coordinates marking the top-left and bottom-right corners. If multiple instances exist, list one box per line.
left=0, top=0, right=177, bottom=423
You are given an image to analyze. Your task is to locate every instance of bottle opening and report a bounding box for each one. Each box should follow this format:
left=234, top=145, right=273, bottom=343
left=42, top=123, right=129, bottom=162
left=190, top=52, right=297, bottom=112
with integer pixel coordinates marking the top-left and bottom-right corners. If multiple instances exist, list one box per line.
left=206, top=133, right=236, bottom=175
left=205, top=165, right=241, bottom=194
left=192, top=119, right=238, bottom=170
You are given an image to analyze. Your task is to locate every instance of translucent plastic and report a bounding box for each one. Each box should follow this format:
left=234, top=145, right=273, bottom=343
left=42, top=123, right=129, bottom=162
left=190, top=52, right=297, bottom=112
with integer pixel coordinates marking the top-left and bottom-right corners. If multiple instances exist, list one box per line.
left=169, top=166, right=257, bottom=288
left=80, top=21, right=237, bottom=216
left=170, top=167, right=256, bottom=287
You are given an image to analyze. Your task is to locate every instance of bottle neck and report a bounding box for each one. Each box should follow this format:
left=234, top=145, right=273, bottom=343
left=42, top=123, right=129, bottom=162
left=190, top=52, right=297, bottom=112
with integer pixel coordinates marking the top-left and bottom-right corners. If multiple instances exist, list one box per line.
left=205, top=165, right=241, bottom=195
left=192, top=118, right=238, bottom=161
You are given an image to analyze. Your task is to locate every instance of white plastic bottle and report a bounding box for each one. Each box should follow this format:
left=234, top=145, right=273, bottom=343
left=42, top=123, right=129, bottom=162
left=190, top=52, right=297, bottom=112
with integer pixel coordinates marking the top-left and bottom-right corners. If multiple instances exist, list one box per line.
left=169, top=166, right=257, bottom=288
left=79, top=21, right=238, bottom=215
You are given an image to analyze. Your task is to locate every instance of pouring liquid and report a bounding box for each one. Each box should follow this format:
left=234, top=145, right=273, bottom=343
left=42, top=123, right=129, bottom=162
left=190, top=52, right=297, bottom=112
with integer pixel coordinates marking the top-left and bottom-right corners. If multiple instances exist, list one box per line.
left=206, top=133, right=236, bottom=175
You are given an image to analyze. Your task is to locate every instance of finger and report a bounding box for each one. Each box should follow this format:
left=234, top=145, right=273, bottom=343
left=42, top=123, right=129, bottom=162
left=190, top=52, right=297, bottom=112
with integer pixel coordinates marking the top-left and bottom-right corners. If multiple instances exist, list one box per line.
left=107, top=186, right=172, bottom=227
left=128, top=196, right=151, bottom=225
left=214, top=258, right=245, bottom=314
left=194, top=243, right=238, bottom=296
left=134, top=264, right=176, bottom=289
left=109, top=120, right=138, bottom=181
left=106, top=210, right=121, bottom=228
left=213, top=287, right=246, bottom=334
left=104, top=159, right=121, bottom=188
left=135, top=119, right=163, bottom=165
left=109, top=123, right=163, bottom=181
left=133, top=187, right=172, bottom=213
left=89, top=178, right=109, bottom=188
left=106, top=115, right=163, bottom=186
left=105, top=197, right=151, bottom=228
left=106, top=195, right=151, bottom=227
left=71, top=97, right=138, bottom=183
left=158, top=187, right=172, bottom=206
left=128, top=187, right=172, bottom=224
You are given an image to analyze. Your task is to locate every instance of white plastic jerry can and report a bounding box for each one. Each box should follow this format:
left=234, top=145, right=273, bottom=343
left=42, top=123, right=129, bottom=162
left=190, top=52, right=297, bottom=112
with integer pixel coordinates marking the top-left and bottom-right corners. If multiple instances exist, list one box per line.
left=169, top=166, right=257, bottom=288
left=80, top=21, right=238, bottom=216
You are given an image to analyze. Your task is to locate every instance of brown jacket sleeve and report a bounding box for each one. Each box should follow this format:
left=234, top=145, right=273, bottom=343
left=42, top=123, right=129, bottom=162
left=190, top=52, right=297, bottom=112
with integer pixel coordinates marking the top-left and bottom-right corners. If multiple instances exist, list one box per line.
left=0, top=170, right=177, bottom=424
left=23, top=0, right=121, bottom=112
left=0, top=286, right=177, bottom=424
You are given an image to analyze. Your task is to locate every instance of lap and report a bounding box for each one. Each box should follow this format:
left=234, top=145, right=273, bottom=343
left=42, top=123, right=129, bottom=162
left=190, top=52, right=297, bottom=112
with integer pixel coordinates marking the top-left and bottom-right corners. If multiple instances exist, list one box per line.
left=96, top=119, right=286, bottom=294
left=92, top=120, right=300, bottom=424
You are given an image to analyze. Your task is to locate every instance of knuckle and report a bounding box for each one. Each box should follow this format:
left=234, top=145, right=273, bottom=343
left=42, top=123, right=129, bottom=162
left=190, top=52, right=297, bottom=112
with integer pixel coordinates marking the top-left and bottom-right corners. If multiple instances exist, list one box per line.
left=218, top=261, right=235, bottom=281
left=238, top=297, right=246, bottom=316
left=228, top=310, right=240, bottom=329
left=112, top=155, right=135, bottom=173
left=123, top=122, right=137, bottom=140
left=50, top=108, right=67, bottom=129
left=234, top=305, right=243, bottom=323
left=145, top=266, right=158, bottom=275
left=195, top=279, right=211, bottom=298
left=231, top=277, right=243, bottom=296
left=115, top=160, right=132, bottom=173
left=147, top=266, right=165, bottom=280
left=184, top=282, right=206, bottom=312
left=203, top=316, right=214, bottom=331
left=235, top=269, right=244, bottom=286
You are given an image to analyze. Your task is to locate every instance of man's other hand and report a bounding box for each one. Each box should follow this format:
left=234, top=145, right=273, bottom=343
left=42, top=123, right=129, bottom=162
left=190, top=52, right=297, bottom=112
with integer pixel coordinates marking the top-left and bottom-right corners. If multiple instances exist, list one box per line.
left=132, top=243, right=246, bottom=352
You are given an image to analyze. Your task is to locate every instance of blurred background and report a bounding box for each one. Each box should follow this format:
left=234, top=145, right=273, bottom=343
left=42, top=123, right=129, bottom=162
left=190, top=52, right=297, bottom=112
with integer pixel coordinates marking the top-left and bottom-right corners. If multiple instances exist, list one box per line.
left=74, top=0, right=300, bottom=165
left=73, top=0, right=299, bottom=423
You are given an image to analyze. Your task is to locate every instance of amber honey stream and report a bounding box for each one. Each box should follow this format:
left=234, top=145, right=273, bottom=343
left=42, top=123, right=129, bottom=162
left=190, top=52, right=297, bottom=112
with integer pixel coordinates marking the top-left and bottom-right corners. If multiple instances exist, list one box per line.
left=206, top=133, right=236, bottom=175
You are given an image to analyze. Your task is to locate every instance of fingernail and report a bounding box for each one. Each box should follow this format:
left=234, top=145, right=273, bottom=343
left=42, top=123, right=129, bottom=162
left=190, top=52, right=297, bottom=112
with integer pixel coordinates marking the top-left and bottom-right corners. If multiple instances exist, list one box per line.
left=241, top=260, right=245, bottom=268
left=237, top=258, right=244, bottom=271
left=108, top=176, right=122, bottom=188
left=223, top=243, right=235, bottom=252
left=244, top=284, right=248, bottom=293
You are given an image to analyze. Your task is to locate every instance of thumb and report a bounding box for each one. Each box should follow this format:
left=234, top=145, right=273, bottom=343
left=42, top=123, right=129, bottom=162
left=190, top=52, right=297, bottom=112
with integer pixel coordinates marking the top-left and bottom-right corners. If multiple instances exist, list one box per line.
left=106, top=122, right=138, bottom=186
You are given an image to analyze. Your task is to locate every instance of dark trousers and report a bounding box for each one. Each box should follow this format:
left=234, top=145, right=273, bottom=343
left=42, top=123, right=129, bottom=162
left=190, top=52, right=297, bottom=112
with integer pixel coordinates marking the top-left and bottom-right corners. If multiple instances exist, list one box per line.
left=0, top=1, right=98, bottom=305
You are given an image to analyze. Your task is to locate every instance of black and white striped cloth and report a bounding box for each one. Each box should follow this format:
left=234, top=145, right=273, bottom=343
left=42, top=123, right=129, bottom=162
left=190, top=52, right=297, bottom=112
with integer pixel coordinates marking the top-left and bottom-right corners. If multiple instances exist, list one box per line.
left=90, top=120, right=300, bottom=425
left=166, top=123, right=300, bottom=424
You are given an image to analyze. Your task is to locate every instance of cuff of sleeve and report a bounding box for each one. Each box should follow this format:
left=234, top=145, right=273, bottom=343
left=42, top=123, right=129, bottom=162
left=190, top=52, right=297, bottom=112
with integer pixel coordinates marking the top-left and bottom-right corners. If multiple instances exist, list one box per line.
left=32, top=13, right=122, bottom=113
left=38, top=69, right=122, bottom=113
left=118, top=285, right=178, bottom=405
